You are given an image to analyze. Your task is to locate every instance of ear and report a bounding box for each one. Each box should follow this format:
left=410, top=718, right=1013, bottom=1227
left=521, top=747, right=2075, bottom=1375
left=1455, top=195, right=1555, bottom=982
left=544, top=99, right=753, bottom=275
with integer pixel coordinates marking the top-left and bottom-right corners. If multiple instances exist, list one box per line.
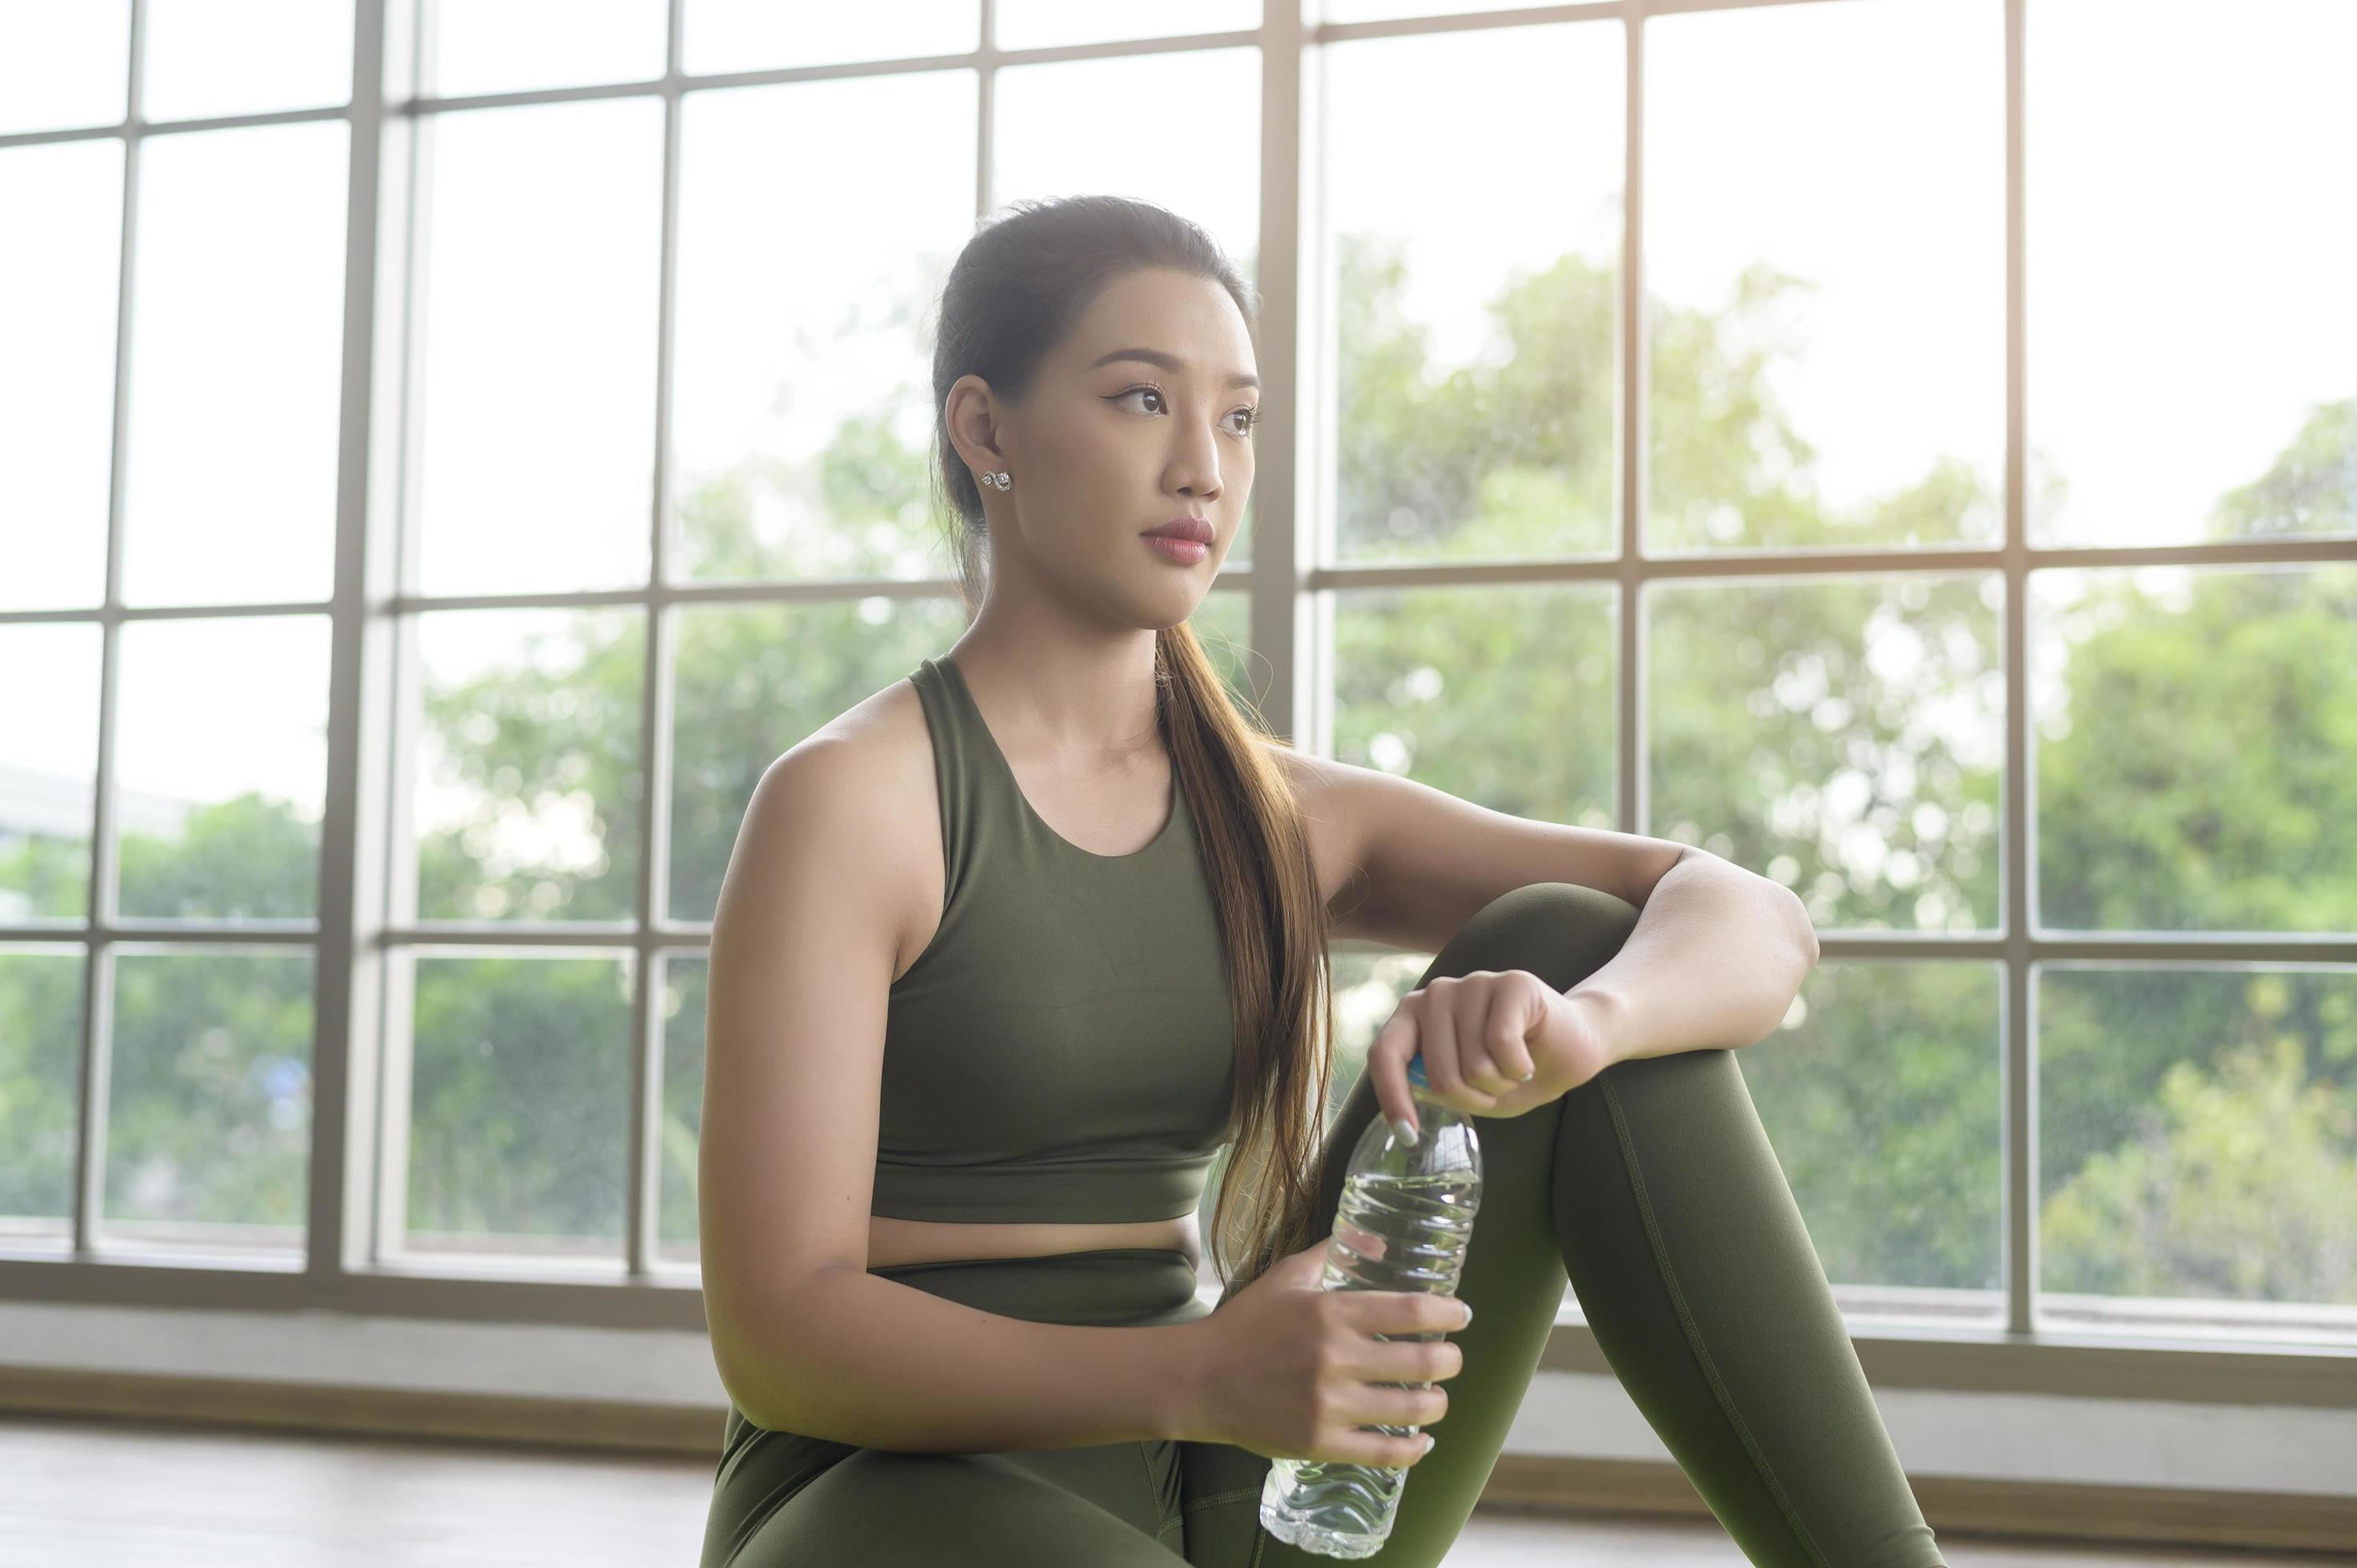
left=945, top=374, right=1011, bottom=474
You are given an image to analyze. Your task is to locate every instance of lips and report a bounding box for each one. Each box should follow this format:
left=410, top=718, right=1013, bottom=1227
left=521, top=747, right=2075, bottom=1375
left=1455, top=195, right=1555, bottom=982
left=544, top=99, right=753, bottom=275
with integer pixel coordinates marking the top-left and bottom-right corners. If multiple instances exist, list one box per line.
left=1144, top=517, right=1214, bottom=544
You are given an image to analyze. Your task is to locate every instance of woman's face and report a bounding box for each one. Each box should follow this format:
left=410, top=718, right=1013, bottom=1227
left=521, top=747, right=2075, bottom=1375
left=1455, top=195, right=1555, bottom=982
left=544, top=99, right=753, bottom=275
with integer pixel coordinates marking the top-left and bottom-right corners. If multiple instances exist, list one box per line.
left=951, top=266, right=1259, bottom=626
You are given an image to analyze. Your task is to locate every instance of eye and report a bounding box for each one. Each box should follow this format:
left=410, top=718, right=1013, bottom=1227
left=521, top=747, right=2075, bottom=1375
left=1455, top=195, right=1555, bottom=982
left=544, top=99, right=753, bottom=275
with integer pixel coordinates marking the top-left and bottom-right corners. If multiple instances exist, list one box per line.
left=1110, top=384, right=1260, bottom=438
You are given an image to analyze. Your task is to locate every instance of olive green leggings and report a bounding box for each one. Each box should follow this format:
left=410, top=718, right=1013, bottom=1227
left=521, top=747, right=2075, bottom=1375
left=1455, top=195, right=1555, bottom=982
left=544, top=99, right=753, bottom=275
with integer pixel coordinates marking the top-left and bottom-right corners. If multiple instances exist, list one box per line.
left=702, top=882, right=1948, bottom=1566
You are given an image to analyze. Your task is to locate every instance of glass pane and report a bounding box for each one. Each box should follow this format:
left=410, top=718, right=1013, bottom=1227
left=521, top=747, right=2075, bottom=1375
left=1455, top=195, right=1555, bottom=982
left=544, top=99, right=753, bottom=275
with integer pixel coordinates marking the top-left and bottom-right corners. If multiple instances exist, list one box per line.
left=1739, top=960, right=2003, bottom=1314
left=1333, top=583, right=1615, bottom=824
left=0, top=139, right=121, bottom=611
left=1648, top=574, right=2003, bottom=934
left=428, top=0, right=666, bottom=99
left=105, top=947, right=314, bottom=1255
left=116, top=616, right=331, bottom=922
left=121, top=121, right=348, bottom=608
left=0, top=624, right=103, bottom=922
left=142, top=0, right=353, bottom=122
left=993, top=46, right=1261, bottom=292
left=1190, top=586, right=1252, bottom=707
left=666, top=597, right=962, bottom=923
left=414, top=98, right=663, bottom=597
left=684, top=0, right=977, bottom=74
left=1322, top=0, right=1569, bottom=22
left=1647, top=0, right=2002, bottom=555
left=0, top=1, right=130, bottom=134
left=995, top=0, right=1258, bottom=50
left=402, top=950, right=630, bottom=1263
left=0, top=946, right=88, bottom=1249
left=669, top=73, right=977, bottom=582
left=1326, top=21, right=1623, bottom=563
left=2040, top=966, right=2357, bottom=1336
left=2029, top=1, right=2357, bottom=548
left=412, top=608, right=645, bottom=923
left=658, top=952, right=704, bottom=1263
left=2034, top=564, right=2357, bottom=934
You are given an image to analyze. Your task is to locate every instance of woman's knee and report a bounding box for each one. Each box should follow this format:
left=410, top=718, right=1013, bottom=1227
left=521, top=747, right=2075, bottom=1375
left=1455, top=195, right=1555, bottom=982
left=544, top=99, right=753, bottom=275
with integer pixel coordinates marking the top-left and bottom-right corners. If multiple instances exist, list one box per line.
left=1434, top=880, right=1640, bottom=994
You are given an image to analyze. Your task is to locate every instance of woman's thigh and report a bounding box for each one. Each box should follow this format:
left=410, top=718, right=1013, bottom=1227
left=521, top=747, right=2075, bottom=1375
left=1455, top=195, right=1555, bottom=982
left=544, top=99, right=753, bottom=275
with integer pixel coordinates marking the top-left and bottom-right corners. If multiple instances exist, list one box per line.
left=720, top=1442, right=1187, bottom=1567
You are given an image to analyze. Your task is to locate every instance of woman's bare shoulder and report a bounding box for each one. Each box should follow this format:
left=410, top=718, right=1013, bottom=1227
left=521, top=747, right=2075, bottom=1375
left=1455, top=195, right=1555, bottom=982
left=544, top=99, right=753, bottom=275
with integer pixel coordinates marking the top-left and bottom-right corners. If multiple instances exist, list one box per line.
left=775, top=674, right=941, bottom=983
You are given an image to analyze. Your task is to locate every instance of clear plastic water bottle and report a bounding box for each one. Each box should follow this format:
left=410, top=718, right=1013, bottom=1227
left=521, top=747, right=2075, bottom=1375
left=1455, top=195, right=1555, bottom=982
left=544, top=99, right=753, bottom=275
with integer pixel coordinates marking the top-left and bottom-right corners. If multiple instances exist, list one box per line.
left=1259, top=1054, right=1483, bottom=1558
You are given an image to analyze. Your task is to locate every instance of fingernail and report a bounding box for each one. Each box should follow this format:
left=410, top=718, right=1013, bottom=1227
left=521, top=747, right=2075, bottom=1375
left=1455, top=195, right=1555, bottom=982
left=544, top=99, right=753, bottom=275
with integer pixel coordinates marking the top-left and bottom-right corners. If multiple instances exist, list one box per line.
left=1390, top=1115, right=1419, bottom=1147
left=1459, top=1302, right=1474, bottom=1327
left=1517, top=1067, right=1535, bottom=1082
left=1419, top=1434, right=1436, bottom=1454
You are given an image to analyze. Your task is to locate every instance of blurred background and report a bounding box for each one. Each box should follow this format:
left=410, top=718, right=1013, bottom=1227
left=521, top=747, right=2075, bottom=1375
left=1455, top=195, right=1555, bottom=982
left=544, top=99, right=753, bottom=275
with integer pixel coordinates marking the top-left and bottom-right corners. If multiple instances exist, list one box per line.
left=1, top=0, right=2351, bottom=1561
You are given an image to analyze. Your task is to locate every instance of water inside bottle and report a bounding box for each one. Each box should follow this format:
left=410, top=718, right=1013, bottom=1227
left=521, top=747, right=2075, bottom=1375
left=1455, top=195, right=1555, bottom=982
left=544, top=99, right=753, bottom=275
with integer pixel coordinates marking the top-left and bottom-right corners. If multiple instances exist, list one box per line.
left=1257, top=1163, right=1482, bottom=1558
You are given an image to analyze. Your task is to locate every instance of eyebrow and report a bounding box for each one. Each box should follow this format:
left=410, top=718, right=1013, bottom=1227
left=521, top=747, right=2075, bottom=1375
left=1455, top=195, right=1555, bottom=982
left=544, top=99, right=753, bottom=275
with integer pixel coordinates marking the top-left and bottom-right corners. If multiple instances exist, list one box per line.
left=1090, top=347, right=1260, bottom=391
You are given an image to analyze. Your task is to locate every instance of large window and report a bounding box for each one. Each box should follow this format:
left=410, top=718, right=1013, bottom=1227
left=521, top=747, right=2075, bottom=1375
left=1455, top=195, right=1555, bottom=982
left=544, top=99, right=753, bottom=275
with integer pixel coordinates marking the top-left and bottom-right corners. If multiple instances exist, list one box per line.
left=2, top=0, right=2351, bottom=1383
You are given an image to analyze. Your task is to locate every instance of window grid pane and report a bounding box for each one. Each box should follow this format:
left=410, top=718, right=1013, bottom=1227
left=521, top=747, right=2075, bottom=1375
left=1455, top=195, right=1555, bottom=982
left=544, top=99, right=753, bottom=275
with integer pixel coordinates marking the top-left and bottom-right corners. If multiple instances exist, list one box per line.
left=0, top=1, right=2347, bottom=1370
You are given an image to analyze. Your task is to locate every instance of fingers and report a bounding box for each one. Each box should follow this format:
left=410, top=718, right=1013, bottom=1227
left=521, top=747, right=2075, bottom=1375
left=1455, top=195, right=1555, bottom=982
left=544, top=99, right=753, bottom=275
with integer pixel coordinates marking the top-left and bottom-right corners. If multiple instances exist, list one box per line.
left=1365, top=1334, right=1465, bottom=1390
left=1355, top=1382, right=1451, bottom=1433
left=1348, top=1290, right=1472, bottom=1342
left=1319, top=1294, right=1469, bottom=1467
left=1419, top=980, right=1503, bottom=1111
left=1484, top=980, right=1543, bottom=1085
left=1369, top=1007, right=1421, bottom=1144
left=1337, top=1325, right=1462, bottom=1466
left=1379, top=972, right=1557, bottom=1136
left=1456, top=973, right=1532, bottom=1095
left=1338, top=1426, right=1437, bottom=1469
left=1288, top=1237, right=1336, bottom=1279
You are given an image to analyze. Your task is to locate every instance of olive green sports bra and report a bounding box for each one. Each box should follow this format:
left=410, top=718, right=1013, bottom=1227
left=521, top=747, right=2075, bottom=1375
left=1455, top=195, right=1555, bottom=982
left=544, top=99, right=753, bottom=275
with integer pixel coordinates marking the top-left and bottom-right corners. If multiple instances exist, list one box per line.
left=871, top=654, right=1237, bottom=1224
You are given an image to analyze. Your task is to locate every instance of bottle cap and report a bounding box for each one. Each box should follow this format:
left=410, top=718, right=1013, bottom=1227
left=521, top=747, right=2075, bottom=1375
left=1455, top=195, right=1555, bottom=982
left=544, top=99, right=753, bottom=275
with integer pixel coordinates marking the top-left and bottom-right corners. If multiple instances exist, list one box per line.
left=1407, top=1054, right=1428, bottom=1088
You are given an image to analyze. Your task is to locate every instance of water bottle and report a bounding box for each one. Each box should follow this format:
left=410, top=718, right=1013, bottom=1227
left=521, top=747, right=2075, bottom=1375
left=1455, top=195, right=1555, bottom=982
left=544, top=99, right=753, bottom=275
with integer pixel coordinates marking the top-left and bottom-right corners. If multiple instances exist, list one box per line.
left=1259, top=1053, right=1483, bottom=1558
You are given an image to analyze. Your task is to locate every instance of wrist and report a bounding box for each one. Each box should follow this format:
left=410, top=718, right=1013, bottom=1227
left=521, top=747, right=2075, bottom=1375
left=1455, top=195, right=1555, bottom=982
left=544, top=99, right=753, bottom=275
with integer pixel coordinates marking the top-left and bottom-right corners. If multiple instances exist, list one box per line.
left=1561, top=982, right=1628, bottom=1066
left=1157, top=1316, right=1219, bottom=1442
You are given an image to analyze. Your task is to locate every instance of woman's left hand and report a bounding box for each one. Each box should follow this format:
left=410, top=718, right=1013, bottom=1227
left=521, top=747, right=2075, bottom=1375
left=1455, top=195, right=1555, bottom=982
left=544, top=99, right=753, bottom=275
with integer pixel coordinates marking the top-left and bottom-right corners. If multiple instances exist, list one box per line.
left=1368, top=972, right=1617, bottom=1144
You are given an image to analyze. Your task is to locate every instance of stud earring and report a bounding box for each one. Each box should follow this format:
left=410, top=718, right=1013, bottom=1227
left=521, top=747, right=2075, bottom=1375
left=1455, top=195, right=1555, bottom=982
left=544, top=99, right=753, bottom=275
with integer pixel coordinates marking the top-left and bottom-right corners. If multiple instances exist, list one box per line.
left=978, top=469, right=1011, bottom=490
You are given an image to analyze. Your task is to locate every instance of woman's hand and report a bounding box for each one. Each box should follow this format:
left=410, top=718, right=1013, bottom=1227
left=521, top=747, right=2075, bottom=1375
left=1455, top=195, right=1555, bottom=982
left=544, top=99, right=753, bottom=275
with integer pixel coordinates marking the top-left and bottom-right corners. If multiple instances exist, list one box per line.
left=1371, top=974, right=1617, bottom=1143
left=1174, top=1235, right=1469, bottom=1466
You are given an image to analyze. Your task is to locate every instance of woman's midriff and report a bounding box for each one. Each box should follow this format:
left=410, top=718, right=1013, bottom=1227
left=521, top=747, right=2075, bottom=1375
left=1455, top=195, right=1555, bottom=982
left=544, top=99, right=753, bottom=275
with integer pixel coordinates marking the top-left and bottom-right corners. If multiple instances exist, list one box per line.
left=866, top=1210, right=1203, bottom=1272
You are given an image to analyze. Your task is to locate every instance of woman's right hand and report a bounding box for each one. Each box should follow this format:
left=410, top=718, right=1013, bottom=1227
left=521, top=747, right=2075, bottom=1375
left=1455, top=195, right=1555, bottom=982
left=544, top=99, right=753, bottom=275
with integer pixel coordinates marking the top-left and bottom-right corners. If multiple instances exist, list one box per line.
left=1176, top=1231, right=1471, bottom=1467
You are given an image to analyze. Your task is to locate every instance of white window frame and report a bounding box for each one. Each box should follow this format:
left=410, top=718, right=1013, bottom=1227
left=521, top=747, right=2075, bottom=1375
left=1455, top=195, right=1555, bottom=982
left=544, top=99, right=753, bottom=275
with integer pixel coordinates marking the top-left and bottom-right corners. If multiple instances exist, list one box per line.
left=1, top=0, right=2351, bottom=1417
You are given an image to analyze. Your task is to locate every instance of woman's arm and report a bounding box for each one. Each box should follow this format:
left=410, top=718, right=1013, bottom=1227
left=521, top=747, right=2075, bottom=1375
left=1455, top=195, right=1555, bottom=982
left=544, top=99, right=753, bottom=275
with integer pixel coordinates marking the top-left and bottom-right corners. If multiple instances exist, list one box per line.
left=722, top=1265, right=1206, bottom=1449
left=703, top=741, right=1209, bottom=1450
left=1571, top=850, right=1819, bottom=1062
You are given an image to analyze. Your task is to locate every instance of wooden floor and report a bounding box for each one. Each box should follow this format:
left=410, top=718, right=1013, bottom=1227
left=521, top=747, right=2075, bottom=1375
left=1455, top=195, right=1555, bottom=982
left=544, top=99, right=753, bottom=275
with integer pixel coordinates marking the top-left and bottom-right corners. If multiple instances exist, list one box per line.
left=0, top=1413, right=2334, bottom=1566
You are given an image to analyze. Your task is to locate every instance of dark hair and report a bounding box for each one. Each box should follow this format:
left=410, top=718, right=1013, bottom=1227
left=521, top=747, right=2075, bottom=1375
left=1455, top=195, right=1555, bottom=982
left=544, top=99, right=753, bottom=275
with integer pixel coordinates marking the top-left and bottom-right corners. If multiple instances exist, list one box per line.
left=927, top=194, right=1336, bottom=1295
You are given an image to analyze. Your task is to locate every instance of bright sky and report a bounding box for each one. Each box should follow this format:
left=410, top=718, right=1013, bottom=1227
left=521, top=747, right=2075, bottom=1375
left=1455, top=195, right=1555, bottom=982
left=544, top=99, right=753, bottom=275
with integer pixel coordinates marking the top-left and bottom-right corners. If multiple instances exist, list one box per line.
left=2, top=0, right=2351, bottom=837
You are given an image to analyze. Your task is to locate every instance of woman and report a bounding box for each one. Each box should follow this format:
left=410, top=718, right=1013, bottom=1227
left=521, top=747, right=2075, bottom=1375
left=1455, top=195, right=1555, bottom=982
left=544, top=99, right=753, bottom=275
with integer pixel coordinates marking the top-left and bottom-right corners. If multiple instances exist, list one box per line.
left=696, top=194, right=1947, bottom=1567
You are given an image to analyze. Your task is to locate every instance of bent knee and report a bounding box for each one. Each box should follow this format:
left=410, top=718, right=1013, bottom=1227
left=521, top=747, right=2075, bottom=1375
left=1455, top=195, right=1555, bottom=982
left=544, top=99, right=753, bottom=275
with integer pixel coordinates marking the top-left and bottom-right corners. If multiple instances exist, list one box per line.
left=1447, top=881, right=1639, bottom=986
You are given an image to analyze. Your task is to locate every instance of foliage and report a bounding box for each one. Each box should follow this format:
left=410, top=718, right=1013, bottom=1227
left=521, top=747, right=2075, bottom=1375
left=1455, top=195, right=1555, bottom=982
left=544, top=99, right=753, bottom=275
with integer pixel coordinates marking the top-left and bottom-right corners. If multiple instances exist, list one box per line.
left=3, top=230, right=2351, bottom=1318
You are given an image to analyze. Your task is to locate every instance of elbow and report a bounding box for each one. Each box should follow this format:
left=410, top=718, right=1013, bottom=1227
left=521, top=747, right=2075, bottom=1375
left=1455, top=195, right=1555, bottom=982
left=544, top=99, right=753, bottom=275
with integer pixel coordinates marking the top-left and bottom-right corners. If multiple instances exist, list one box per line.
left=710, top=1326, right=798, bottom=1434
left=1763, top=886, right=1817, bottom=1046
left=708, top=1282, right=829, bottom=1435
left=1791, top=889, right=1820, bottom=970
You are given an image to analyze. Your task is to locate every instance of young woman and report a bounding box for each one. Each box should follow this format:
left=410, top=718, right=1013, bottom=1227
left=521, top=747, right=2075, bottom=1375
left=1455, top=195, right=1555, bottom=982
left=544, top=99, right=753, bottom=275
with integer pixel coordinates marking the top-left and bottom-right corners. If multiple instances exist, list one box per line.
left=695, top=194, right=1948, bottom=1567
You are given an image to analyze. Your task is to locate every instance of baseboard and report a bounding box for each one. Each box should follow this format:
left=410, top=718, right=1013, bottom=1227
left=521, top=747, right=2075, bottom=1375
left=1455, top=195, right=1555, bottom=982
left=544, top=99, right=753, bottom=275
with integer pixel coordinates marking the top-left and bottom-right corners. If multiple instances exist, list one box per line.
left=5, top=1364, right=2353, bottom=1557
left=0, top=1363, right=724, bottom=1457
left=1478, top=1454, right=2357, bottom=1558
